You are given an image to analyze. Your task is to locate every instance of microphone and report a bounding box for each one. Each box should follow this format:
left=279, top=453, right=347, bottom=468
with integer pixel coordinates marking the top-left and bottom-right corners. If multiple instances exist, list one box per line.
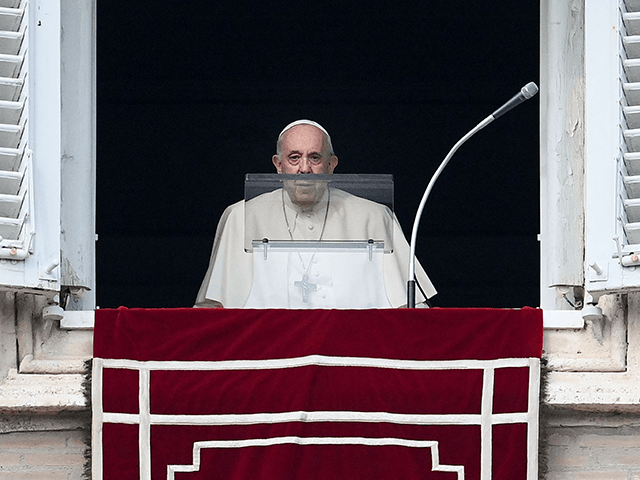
left=491, top=81, right=539, bottom=120
left=407, top=82, right=539, bottom=308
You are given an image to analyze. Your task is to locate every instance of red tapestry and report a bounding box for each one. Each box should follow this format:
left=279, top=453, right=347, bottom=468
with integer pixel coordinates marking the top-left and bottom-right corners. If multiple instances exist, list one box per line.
left=92, top=307, right=543, bottom=480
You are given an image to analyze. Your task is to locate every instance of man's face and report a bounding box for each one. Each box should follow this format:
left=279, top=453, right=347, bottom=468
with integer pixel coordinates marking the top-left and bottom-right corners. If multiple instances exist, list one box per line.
left=272, top=124, right=338, bottom=174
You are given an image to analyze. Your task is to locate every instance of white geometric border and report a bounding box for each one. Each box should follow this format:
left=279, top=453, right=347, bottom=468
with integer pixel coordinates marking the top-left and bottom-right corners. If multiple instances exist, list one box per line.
left=92, top=355, right=540, bottom=480
left=166, top=436, right=465, bottom=480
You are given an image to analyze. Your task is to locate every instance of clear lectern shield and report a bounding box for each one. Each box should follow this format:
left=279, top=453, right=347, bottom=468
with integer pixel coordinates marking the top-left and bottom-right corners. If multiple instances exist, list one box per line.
left=244, top=174, right=394, bottom=253
left=243, top=174, right=395, bottom=308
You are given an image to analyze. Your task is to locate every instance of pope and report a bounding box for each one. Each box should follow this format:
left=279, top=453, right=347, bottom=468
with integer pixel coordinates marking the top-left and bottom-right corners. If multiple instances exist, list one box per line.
left=195, top=120, right=436, bottom=308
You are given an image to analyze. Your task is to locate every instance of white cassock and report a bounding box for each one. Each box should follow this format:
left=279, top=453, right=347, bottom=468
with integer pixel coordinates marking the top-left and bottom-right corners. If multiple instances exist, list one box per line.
left=195, top=188, right=436, bottom=308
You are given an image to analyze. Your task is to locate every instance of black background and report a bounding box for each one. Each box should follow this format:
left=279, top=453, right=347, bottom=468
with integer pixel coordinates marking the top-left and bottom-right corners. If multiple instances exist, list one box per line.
left=96, top=2, right=540, bottom=309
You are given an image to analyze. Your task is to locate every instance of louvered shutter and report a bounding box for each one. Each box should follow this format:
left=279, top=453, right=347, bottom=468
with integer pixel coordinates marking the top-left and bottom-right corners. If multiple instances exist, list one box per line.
left=0, top=0, right=67, bottom=292
left=0, top=0, right=94, bottom=304
left=0, top=1, right=27, bottom=255
left=582, top=0, right=640, bottom=296
left=623, top=4, right=640, bottom=245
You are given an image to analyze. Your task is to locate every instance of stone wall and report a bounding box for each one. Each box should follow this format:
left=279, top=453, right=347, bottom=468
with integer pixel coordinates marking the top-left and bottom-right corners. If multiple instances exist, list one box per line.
left=541, top=292, right=640, bottom=479
left=0, top=413, right=89, bottom=479
left=0, top=292, right=91, bottom=478
left=543, top=411, right=640, bottom=480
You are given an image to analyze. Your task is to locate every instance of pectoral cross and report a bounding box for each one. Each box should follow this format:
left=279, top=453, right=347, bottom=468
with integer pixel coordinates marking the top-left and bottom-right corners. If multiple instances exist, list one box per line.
left=294, top=273, right=318, bottom=303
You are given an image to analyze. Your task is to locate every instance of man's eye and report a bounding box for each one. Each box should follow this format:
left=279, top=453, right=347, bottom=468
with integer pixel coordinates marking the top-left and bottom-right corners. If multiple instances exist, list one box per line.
left=310, top=156, right=323, bottom=164
left=288, top=156, right=300, bottom=164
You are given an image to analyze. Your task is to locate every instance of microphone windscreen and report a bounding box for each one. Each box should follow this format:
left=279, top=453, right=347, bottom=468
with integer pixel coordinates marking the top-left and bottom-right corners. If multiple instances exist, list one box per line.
left=521, top=82, right=539, bottom=99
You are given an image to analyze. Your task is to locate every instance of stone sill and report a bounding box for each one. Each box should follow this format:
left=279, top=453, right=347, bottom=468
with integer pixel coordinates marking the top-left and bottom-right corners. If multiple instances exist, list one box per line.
left=65, top=310, right=581, bottom=330
left=0, top=369, right=87, bottom=414
left=19, top=355, right=88, bottom=374
left=543, top=310, right=585, bottom=329
left=545, top=371, right=640, bottom=413
left=60, top=310, right=95, bottom=330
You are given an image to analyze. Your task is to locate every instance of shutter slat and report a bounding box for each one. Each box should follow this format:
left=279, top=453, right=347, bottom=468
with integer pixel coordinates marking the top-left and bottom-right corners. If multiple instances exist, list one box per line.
left=624, top=222, right=640, bottom=245
left=0, top=123, right=23, bottom=149
left=0, top=191, right=22, bottom=217
left=624, top=152, right=640, bottom=175
left=624, top=105, right=640, bottom=129
left=0, top=100, right=23, bottom=125
left=0, top=169, right=21, bottom=194
left=0, top=7, right=23, bottom=33
left=627, top=0, right=640, bottom=12
left=623, top=128, right=640, bottom=151
left=624, top=175, right=640, bottom=198
left=623, top=83, right=640, bottom=105
left=0, top=77, right=23, bottom=102
left=624, top=36, right=640, bottom=59
left=624, top=12, right=640, bottom=35
left=0, top=216, right=21, bottom=239
left=624, top=198, right=640, bottom=222
left=0, top=31, right=22, bottom=56
left=0, top=53, right=23, bottom=78
left=624, top=57, right=640, bottom=82
left=0, top=146, right=22, bottom=171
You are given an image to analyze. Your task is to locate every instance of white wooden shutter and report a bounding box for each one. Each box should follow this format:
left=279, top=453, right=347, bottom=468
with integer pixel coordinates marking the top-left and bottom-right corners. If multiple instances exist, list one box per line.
left=0, top=0, right=95, bottom=306
left=0, top=0, right=28, bottom=254
left=622, top=3, right=640, bottom=245
left=0, top=0, right=82, bottom=295
left=582, top=0, right=640, bottom=297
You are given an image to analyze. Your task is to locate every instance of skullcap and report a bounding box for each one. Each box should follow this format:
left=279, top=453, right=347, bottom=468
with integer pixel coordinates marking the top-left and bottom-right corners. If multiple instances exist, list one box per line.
left=277, top=119, right=333, bottom=152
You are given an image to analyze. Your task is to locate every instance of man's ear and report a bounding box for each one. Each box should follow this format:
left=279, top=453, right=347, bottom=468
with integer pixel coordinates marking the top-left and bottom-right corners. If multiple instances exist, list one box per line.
left=272, top=154, right=282, bottom=173
left=329, top=155, right=338, bottom=173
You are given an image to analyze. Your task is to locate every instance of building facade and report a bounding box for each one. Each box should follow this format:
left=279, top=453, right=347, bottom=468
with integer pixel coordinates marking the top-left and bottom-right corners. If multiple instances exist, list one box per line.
left=0, top=1, right=94, bottom=478
left=541, top=1, right=640, bottom=477
left=3, top=0, right=640, bottom=478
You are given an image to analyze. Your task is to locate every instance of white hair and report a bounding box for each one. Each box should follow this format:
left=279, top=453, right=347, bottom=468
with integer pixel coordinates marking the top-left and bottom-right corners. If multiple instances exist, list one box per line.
left=276, top=119, right=335, bottom=157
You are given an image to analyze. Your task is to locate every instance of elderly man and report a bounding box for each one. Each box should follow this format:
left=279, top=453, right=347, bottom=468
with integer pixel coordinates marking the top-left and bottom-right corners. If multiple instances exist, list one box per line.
left=195, top=120, right=435, bottom=308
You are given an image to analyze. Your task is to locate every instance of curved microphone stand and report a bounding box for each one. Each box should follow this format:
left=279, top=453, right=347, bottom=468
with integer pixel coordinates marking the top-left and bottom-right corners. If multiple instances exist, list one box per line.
left=407, top=82, right=539, bottom=308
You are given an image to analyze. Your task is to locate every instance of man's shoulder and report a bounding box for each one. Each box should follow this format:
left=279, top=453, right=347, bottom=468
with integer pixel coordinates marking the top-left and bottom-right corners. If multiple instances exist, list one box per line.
left=220, top=199, right=244, bottom=218
left=226, top=198, right=245, bottom=210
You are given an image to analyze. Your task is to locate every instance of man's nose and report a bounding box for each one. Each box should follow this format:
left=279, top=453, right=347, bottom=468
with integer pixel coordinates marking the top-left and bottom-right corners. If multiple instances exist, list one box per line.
left=298, top=158, right=312, bottom=173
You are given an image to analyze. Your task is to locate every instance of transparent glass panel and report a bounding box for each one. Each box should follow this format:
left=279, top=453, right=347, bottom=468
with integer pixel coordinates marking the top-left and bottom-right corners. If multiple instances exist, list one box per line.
left=244, top=173, right=395, bottom=253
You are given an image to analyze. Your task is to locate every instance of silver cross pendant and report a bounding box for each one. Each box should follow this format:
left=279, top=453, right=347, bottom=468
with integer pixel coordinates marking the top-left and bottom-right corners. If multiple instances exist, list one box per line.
left=294, top=273, right=318, bottom=303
